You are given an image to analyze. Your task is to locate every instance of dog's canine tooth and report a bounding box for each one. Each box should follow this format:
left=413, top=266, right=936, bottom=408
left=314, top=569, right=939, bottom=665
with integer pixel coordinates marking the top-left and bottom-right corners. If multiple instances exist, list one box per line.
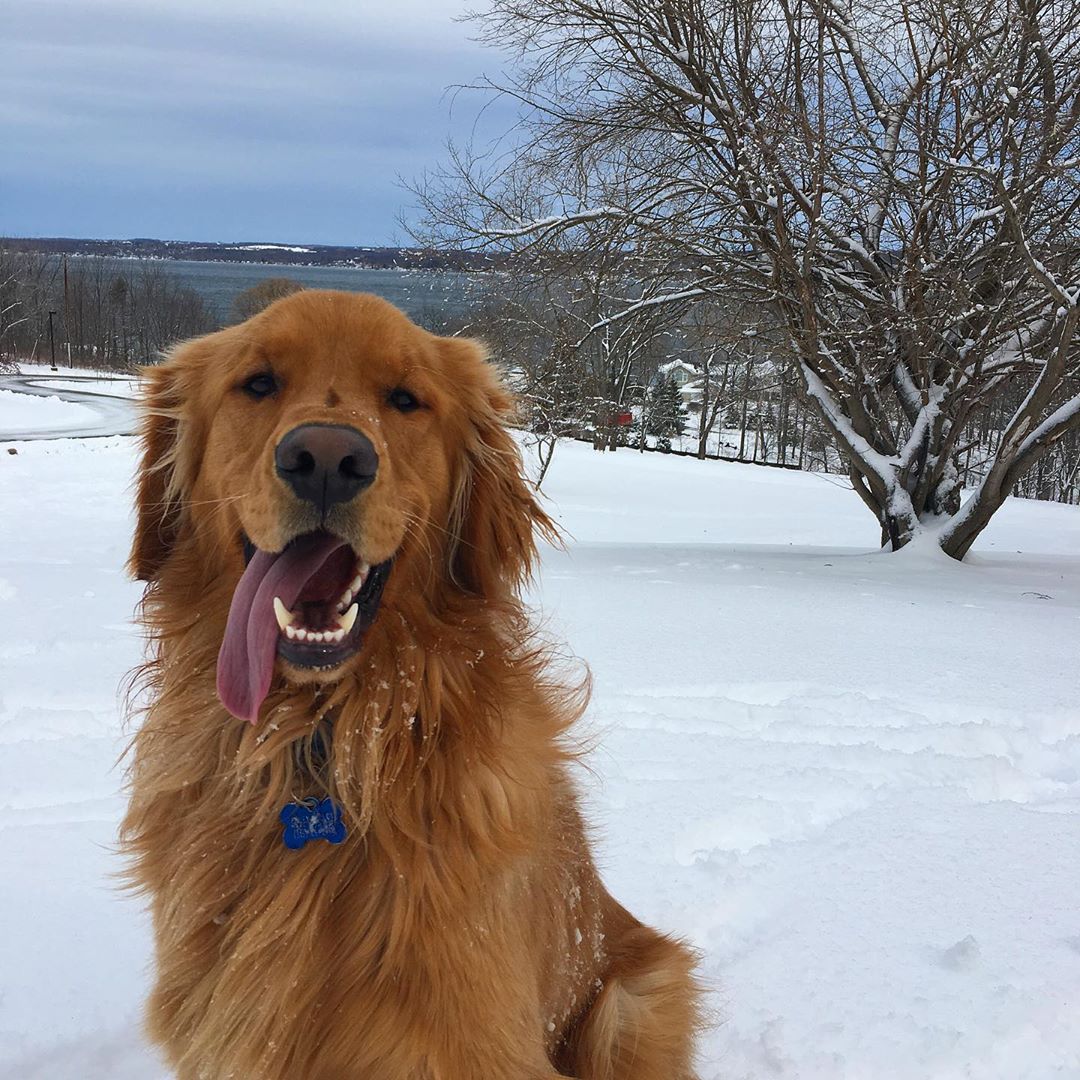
left=273, top=597, right=293, bottom=631
left=339, top=603, right=359, bottom=634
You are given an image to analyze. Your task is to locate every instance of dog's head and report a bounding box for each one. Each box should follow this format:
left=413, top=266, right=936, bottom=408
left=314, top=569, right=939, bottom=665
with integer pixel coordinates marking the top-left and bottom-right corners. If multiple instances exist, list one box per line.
left=131, top=290, right=552, bottom=723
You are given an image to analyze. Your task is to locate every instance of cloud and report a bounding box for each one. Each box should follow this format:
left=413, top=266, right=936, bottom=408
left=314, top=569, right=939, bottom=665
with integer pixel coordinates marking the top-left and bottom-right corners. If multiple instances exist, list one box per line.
left=1, top=0, right=506, bottom=244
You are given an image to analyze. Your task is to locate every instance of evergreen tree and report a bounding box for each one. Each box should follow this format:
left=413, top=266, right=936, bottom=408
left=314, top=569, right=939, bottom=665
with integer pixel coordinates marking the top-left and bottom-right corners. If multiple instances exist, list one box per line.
left=646, top=375, right=688, bottom=451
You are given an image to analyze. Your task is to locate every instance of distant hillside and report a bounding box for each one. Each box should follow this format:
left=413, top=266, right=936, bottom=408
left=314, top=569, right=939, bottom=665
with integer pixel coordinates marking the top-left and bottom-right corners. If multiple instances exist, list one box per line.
left=0, top=236, right=500, bottom=271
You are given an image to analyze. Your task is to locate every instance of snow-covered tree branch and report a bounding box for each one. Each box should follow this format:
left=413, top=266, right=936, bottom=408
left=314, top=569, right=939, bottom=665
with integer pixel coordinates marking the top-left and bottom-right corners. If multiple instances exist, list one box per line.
left=413, top=0, right=1080, bottom=556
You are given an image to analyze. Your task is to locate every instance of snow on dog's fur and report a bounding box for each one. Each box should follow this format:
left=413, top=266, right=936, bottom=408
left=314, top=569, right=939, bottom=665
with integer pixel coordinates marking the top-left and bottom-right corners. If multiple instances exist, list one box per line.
left=121, top=290, right=701, bottom=1079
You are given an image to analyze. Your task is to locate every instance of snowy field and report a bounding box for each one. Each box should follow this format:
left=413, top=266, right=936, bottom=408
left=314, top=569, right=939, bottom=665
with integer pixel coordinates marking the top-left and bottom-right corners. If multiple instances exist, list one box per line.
left=1, top=433, right=1079, bottom=1079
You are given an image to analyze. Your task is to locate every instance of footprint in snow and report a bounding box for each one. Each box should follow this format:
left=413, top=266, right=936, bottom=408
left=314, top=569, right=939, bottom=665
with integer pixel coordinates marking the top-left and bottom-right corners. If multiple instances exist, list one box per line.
left=940, top=934, right=980, bottom=971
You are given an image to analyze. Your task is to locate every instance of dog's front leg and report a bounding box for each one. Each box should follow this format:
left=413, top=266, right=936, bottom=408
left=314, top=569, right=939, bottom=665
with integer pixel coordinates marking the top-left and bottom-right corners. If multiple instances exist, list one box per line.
left=418, top=1057, right=572, bottom=1080
left=418, top=1023, right=575, bottom=1080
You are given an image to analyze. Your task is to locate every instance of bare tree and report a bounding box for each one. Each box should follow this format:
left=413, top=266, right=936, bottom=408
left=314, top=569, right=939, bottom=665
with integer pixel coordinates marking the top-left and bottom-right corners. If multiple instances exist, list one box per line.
left=674, top=299, right=782, bottom=459
left=455, top=253, right=684, bottom=480
left=230, top=277, right=305, bottom=323
left=578, top=268, right=687, bottom=450
left=415, top=0, right=1080, bottom=558
left=0, top=256, right=216, bottom=370
left=61, top=259, right=216, bottom=368
left=0, top=252, right=29, bottom=351
left=0, top=248, right=60, bottom=370
left=0, top=249, right=35, bottom=371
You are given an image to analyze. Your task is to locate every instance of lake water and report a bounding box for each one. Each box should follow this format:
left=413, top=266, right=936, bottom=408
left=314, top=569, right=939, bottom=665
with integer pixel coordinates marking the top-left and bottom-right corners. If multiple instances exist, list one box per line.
left=65, top=256, right=480, bottom=326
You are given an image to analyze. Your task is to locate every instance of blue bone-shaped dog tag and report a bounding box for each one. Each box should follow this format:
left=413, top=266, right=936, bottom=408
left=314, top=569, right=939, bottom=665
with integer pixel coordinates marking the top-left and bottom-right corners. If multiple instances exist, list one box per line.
left=279, top=797, right=347, bottom=850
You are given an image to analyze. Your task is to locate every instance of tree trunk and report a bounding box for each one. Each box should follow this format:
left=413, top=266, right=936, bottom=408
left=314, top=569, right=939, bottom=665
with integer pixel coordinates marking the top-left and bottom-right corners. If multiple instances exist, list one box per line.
left=536, top=436, right=557, bottom=488
left=738, top=365, right=750, bottom=459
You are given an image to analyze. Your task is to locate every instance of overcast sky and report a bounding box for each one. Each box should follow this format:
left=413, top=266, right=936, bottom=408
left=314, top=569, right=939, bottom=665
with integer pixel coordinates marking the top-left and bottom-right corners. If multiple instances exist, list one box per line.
left=2, top=0, right=506, bottom=246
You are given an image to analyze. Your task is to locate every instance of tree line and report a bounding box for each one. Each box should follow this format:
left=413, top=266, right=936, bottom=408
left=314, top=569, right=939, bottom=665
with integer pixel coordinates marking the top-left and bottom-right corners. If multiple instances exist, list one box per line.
left=445, top=258, right=1080, bottom=508
left=0, top=249, right=217, bottom=371
left=0, top=253, right=323, bottom=377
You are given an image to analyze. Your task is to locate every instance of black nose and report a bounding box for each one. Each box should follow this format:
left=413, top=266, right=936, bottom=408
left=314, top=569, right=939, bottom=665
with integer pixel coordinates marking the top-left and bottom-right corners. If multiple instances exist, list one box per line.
left=275, top=423, right=378, bottom=513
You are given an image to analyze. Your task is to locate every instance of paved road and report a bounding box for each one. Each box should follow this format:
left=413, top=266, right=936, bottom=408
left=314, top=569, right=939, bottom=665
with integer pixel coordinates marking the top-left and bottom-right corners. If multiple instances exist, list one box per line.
left=0, top=373, right=138, bottom=441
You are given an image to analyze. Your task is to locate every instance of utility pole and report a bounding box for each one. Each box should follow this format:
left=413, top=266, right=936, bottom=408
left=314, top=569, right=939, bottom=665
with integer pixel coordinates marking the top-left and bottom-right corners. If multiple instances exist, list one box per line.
left=48, top=310, right=58, bottom=371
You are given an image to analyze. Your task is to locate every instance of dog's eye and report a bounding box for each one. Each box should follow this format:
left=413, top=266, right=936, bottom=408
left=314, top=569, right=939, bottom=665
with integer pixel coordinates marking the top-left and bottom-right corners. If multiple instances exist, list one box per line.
left=388, top=387, right=421, bottom=413
left=241, top=373, right=278, bottom=399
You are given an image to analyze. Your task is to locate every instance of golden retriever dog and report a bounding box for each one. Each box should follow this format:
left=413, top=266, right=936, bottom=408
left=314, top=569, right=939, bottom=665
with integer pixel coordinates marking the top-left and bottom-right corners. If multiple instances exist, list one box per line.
left=121, top=290, right=701, bottom=1079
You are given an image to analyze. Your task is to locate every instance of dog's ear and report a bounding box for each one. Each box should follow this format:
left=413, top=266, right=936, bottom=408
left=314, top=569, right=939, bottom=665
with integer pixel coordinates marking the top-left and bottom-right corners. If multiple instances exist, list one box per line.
left=129, top=360, right=184, bottom=582
left=129, top=338, right=210, bottom=582
left=443, top=337, right=558, bottom=599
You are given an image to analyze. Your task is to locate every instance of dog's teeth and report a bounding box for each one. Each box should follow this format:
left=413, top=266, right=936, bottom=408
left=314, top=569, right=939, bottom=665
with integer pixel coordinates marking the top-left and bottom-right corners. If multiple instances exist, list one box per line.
left=285, top=624, right=298, bottom=640
left=339, top=603, right=359, bottom=634
left=337, top=565, right=372, bottom=611
left=273, top=597, right=293, bottom=631
left=328, top=627, right=345, bottom=643
left=295, top=627, right=309, bottom=642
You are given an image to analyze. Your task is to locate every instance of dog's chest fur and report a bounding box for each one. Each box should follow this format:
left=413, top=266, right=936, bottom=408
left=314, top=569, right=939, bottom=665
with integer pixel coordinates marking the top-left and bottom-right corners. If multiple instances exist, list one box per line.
left=126, top=647, right=604, bottom=1080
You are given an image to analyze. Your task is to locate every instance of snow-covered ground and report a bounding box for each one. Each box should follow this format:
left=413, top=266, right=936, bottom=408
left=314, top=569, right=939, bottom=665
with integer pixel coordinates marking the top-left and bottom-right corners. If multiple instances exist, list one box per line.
left=1, top=434, right=1078, bottom=1079
left=0, top=388, right=101, bottom=438
left=0, top=370, right=139, bottom=441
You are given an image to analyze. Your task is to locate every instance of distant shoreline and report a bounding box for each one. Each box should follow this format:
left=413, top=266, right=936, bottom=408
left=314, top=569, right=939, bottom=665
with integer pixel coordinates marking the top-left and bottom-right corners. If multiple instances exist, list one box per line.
left=0, top=236, right=499, bottom=273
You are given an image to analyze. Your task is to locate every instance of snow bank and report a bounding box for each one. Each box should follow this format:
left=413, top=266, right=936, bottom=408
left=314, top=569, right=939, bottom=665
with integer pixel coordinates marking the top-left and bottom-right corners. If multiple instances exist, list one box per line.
left=15, top=362, right=129, bottom=380
left=0, top=389, right=100, bottom=437
left=1, top=436, right=1078, bottom=1079
left=32, top=379, right=138, bottom=400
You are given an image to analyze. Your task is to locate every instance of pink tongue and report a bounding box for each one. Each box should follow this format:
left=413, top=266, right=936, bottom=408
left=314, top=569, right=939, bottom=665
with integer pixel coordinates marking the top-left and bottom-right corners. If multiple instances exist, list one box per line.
left=216, top=533, right=348, bottom=723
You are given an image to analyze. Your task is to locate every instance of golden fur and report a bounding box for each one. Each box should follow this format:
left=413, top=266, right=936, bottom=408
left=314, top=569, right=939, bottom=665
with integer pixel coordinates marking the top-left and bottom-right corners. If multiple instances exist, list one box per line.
left=121, top=290, right=701, bottom=1079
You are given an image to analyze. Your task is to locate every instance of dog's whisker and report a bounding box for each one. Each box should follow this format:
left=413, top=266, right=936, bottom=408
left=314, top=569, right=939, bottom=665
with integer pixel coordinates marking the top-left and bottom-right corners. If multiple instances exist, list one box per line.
left=182, top=493, right=249, bottom=509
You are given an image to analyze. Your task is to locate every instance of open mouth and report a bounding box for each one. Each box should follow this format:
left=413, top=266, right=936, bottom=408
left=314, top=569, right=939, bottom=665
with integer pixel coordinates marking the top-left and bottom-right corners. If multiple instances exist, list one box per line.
left=271, top=544, right=390, bottom=667
left=216, top=530, right=392, bottom=724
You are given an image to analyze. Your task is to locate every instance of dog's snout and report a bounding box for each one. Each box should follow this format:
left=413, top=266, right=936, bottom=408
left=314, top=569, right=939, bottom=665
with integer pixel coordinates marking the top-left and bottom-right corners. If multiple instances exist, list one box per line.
left=275, top=423, right=378, bottom=512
